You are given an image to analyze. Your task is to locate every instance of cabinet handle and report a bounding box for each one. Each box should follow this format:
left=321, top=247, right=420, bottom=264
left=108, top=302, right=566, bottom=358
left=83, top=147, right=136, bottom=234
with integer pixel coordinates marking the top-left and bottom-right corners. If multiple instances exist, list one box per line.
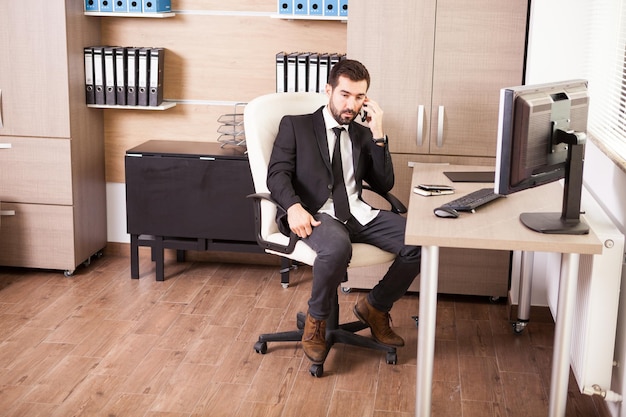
left=0, top=210, right=16, bottom=216
left=417, top=104, right=424, bottom=146
left=437, top=105, right=445, bottom=148
left=199, top=157, right=216, bottom=161
left=0, top=143, right=11, bottom=149
left=0, top=89, right=3, bottom=128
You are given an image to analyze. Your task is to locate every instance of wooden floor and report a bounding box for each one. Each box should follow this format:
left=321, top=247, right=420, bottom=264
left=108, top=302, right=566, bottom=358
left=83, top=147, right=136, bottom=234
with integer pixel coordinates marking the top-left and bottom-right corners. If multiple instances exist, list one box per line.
left=0, top=252, right=610, bottom=417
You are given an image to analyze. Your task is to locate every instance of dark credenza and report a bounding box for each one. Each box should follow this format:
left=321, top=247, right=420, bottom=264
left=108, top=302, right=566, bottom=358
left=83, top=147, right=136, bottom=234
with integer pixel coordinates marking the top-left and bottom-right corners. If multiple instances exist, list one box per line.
left=125, top=140, right=262, bottom=280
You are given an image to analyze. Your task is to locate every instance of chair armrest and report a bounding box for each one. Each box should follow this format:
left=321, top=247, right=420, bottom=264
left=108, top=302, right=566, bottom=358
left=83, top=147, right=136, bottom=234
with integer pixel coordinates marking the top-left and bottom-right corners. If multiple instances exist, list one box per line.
left=362, top=185, right=407, bottom=214
left=246, top=193, right=299, bottom=254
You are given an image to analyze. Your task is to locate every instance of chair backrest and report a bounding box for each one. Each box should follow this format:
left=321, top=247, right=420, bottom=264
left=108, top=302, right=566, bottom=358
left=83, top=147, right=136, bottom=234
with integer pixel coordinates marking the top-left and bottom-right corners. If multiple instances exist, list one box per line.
left=244, top=92, right=328, bottom=240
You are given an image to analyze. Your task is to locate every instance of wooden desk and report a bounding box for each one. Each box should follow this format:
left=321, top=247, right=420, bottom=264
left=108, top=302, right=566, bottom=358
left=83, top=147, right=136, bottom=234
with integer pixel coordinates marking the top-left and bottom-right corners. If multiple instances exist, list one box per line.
left=404, top=164, right=603, bottom=417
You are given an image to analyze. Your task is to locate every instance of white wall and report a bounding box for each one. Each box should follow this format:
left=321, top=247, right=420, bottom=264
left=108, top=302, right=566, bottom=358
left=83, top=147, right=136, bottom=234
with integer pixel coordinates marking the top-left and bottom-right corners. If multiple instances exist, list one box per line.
left=526, top=1, right=626, bottom=415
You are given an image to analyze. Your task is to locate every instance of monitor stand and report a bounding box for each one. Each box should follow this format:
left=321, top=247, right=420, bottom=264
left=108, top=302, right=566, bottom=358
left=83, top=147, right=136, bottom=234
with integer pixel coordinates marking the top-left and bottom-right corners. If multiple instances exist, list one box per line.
left=520, top=130, right=589, bottom=235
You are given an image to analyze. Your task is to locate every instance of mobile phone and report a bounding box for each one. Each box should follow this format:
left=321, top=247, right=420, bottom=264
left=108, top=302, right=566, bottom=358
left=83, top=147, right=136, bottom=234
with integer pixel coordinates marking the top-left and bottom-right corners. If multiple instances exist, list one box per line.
left=361, top=110, right=368, bottom=123
left=417, top=184, right=455, bottom=191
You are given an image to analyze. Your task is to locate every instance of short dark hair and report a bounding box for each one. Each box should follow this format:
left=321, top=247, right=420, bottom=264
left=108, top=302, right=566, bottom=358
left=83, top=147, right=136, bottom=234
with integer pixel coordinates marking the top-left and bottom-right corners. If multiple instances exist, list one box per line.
left=327, top=59, right=370, bottom=90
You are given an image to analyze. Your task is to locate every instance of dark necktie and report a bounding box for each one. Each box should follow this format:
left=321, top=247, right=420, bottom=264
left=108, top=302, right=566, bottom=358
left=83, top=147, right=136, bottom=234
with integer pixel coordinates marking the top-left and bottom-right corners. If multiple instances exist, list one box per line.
left=331, top=127, right=350, bottom=222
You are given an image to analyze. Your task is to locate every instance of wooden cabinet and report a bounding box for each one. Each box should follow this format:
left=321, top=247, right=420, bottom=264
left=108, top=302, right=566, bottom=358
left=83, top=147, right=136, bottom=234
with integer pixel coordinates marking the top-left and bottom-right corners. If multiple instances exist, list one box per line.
left=348, top=0, right=528, bottom=158
left=346, top=0, right=528, bottom=298
left=0, top=0, right=106, bottom=275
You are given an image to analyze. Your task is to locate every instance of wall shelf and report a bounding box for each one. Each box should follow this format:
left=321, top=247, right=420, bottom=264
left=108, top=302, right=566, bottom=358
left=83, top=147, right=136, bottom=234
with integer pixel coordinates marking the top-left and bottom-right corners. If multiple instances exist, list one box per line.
left=87, top=102, right=176, bottom=110
left=84, top=12, right=175, bottom=18
left=270, top=14, right=346, bottom=22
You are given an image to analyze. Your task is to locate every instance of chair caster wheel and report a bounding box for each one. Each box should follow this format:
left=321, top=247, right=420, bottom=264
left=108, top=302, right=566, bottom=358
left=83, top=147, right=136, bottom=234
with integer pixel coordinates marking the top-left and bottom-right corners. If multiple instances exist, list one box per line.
left=386, top=352, right=397, bottom=365
left=254, top=341, right=267, bottom=354
left=309, top=363, right=324, bottom=377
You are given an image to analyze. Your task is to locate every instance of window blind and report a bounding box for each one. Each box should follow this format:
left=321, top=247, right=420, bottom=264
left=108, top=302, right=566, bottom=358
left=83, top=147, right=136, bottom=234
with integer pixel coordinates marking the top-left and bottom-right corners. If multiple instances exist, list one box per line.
left=585, top=0, right=626, bottom=161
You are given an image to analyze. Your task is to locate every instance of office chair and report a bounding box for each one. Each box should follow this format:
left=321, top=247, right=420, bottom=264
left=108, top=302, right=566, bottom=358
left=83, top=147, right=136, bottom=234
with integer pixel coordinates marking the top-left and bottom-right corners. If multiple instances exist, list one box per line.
left=244, top=92, right=407, bottom=377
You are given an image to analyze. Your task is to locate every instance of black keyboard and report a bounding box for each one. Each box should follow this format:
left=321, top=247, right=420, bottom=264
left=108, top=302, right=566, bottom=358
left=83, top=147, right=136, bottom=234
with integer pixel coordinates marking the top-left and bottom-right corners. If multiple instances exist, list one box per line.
left=443, top=188, right=502, bottom=212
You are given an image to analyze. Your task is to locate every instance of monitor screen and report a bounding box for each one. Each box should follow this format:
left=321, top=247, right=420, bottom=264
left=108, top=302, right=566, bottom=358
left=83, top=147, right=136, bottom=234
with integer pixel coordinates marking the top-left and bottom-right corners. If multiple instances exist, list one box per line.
left=494, top=79, right=590, bottom=234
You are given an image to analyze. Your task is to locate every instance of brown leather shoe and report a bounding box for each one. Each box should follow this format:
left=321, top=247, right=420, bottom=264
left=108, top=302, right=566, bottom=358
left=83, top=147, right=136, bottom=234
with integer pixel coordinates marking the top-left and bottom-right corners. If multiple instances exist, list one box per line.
left=354, top=298, right=405, bottom=347
left=302, top=313, right=328, bottom=364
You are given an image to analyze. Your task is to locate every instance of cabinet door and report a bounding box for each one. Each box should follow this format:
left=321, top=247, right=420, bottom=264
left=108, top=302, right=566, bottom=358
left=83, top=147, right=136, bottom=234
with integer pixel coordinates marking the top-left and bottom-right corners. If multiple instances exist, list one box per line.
left=347, top=0, right=436, bottom=155
left=0, top=0, right=71, bottom=138
left=430, top=0, right=528, bottom=157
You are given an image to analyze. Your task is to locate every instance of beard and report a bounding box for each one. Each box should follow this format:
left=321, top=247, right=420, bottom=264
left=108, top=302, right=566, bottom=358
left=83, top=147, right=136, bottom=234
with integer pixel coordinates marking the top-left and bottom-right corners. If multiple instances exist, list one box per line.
left=329, top=101, right=358, bottom=125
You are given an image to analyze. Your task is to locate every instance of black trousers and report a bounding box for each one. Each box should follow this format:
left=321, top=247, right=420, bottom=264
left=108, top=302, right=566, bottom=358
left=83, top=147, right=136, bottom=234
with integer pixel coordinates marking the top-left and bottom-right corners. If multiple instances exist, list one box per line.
left=302, top=211, right=421, bottom=320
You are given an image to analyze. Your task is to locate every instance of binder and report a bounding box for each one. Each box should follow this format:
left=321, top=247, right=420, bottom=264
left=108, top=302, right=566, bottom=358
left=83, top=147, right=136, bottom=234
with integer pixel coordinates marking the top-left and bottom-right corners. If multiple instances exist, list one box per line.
left=142, top=0, right=171, bottom=12
left=99, top=0, right=113, bottom=12
left=278, top=0, right=293, bottom=14
left=137, top=47, right=150, bottom=106
left=307, top=53, right=319, bottom=93
left=126, top=47, right=139, bottom=105
left=114, top=47, right=127, bottom=106
left=294, top=1, right=307, bottom=15
left=85, top=0, right=99, bottom=12
left=309, top=0, right=322, bottom=16
left=113, top=0, right=128, bottom=12
left=339, top=0, right=348, bottom=17
left=93, top=46, right=106, bottom=105
left=329, top=53, right=341, bottom=74
left=286, top=52, right=298, bottom=93
left=84, top=47, right=95, bottom=104
left=276, top=52, right=286, bottom=93
left=297, top=52, right=310, bottom=92
left=318, top=53, right=329, bottom=92
left=149, top=48, right=164, bottom=106
left=323, top=0, right=338, bottom=16
left=104, top=46, right=117, bottom=105
left=128, top=0, right=142, bottom=12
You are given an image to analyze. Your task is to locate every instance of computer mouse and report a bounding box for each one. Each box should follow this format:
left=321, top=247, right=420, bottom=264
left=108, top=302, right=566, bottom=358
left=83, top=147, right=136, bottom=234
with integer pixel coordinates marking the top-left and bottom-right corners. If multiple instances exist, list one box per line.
left=434, top=206, right=459, bottom=218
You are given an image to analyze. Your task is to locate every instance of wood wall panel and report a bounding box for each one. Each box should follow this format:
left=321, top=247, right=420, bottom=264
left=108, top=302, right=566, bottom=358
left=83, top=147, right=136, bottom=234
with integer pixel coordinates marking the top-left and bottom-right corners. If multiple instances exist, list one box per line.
left=101, top=11, right=347, bottom=183
left=172, top=0, right=275, bottom=12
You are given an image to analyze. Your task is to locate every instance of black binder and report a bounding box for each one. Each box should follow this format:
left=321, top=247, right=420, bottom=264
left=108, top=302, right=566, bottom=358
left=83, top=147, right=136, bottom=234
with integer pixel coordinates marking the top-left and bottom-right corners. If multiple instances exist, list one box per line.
left=115, top=47, right=127, bottom=106
left=104, top=46, right=117, bottom=105
left=84, top=47, right=95, bottom=104
left=149, top=48, right=164, bottom=106
left=126, top=47, right=139, bottom=106
left=137, top=47, right=150, bottom=106
left=92, top=46, right=106, bottom=105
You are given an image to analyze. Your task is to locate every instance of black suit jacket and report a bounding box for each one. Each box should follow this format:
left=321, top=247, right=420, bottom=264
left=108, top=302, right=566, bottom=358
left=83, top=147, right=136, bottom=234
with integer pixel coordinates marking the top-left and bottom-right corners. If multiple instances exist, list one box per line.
left=267, top=106, right=394, bottom=235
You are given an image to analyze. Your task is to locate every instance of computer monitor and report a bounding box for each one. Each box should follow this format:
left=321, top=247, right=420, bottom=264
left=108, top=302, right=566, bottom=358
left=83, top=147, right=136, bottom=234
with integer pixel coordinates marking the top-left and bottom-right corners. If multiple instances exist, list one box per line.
left=494, top=79, right=590, bottom=235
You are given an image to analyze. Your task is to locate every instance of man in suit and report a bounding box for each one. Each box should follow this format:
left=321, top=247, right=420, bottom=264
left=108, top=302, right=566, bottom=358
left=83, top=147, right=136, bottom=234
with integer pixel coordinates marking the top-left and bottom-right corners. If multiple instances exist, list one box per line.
left=267, top=59, right=421, bottom=364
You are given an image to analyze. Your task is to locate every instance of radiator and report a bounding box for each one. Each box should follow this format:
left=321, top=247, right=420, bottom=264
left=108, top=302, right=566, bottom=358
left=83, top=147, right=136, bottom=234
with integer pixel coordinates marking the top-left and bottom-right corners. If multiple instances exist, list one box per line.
left=544, top=191, right=624, bottom=395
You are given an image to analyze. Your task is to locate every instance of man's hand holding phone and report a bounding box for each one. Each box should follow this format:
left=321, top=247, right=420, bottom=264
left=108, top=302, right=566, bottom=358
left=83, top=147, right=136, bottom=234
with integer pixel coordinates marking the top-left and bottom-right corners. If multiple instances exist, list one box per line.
left=361, top=98, right=385, bottom=143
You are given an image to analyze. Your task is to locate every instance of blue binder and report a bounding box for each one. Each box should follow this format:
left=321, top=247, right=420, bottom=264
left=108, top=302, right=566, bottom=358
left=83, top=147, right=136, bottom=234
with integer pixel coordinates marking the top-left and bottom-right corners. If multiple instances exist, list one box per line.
left=113, top=0, right=128, bottom=12
left=323, top=0, right=338, bottom=16
left=85, top=0, right=99, bottom=11
left=99, top=0, right=113, bottom=12
left=128, top=0, right=142, bottom=12
left=278, top=0, right=293, bottom=15
left=339, top=0, right=348, bottom=17
left=294, top=1, right=307, bottom=15
left=142, top=0, right=171, bottom=12
left=309, top=0, right=322, bottom=16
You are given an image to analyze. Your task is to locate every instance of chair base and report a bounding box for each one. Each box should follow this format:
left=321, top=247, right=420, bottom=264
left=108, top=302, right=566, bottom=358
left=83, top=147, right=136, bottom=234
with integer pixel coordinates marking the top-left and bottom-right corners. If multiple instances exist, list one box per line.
left=253, top=291, right=398, bottom=377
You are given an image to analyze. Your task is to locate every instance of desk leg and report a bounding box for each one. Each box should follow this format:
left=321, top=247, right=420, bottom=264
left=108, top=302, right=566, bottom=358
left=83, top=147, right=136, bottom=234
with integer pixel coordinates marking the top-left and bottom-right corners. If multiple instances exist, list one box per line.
left=416, top=245, right=439, bottom=417
left=549, top=252, right=580, bottom=417
left=515, top=251, right=534, bottom=333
